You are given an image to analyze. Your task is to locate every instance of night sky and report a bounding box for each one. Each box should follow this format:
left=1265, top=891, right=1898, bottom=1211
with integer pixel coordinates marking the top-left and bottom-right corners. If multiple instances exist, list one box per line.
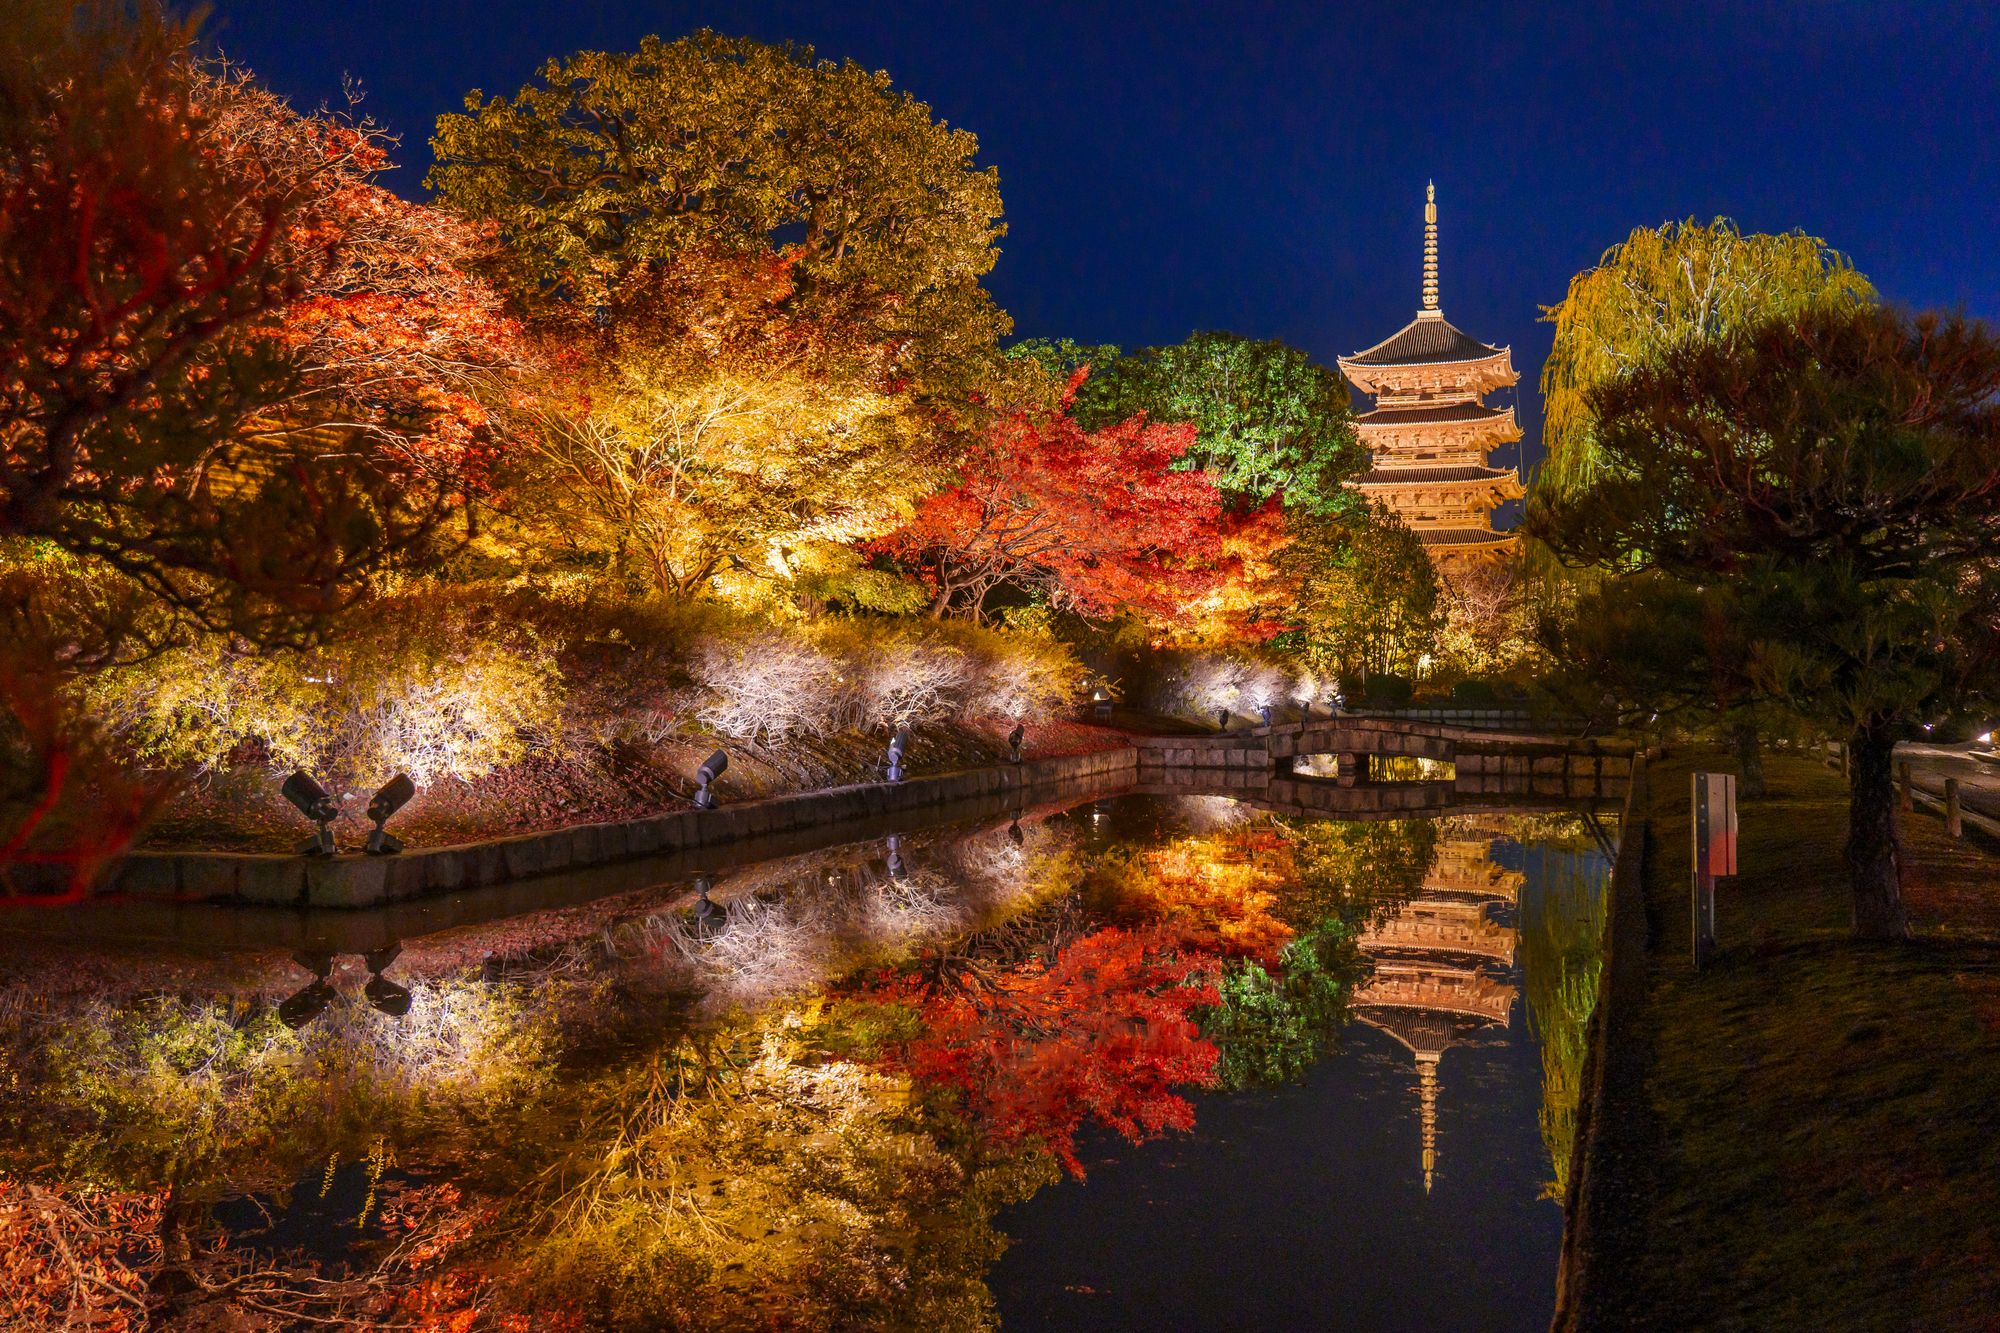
left=203, top=1, right=1998, bottom=482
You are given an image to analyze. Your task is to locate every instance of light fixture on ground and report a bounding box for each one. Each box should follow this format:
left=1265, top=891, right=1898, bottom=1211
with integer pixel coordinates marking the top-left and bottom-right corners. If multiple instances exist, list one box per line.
left=281, top=771, right=341, bottom=856
left=1008, top=722, right=1025, bottom=765
left=1093, top=687, right=1112, bottom=720
left=278, top=950, right=338, bottom=1029
left=362, top=943, right=411, bottom=1017
left=693, top=751, right=728, bottom=809
left=364, top=774, right=415, bottom=855
left=886, top=727, right=911, bottom=783
left=1217, top=708, right=1230, bottom=729
left=1259, top=704, right=1273, bottom=726
left=886, top=834, right=907, bottom=882
left=692, top=873, right=725, bottom=935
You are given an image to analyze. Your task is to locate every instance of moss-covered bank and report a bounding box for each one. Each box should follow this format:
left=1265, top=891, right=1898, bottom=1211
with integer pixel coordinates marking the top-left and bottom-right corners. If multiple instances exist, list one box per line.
left=1562, top=750, right=2000, bottom=1331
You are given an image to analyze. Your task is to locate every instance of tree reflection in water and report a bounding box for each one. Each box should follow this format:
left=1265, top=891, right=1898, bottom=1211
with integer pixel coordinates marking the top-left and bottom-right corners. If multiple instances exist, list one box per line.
left=0, top=796, right=1613, bottom=1330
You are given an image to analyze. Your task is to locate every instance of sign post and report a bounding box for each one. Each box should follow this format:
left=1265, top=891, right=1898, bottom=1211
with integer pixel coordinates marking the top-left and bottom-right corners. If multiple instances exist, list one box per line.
left=1692, top=771, right=1738, bottom=969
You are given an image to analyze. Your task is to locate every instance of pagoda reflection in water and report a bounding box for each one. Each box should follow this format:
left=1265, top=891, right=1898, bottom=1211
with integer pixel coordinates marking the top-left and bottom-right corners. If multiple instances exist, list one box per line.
left=1353, top=831, right=1524, bottom=1191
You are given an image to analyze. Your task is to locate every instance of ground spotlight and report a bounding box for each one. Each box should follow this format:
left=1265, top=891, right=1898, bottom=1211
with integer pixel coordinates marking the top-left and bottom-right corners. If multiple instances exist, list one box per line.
left=694, top=751, right=728, bottom=809
left=1298, top=699, right=1312, bottom=721
left=1093, top=687, right=1112, bottom=720
left=1259, top=704, right=1273, bottom=726
left=886, top=834, right=907, bottom=882
left=364, top=774, right=415, bottom=856
left=1330, top=690, right=1345, bottom=716
left=887, top=727, right=911, bottom=782
left=1008, top=817, right=1024, bottom=846
left=278, top=949, right=338, bottom=1030
left=1217, top=708, right=1230, bottom=729
left=281, top=771, right=341, bottom=856
left=693, top=873, right=725, bottom=935
left=362, top=944, right=411, bottom=1017
left=1008, top=722, right=1025, bottom=764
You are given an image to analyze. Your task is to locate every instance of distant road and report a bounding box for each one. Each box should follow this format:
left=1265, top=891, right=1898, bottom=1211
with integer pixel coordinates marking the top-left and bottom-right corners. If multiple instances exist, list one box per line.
left=1893, top=742, right=2000, bottom=826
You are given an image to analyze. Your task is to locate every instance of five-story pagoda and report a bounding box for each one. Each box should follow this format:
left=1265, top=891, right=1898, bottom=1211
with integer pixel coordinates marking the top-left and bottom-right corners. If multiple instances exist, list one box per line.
left=1338, top=184, right=1524, bottom=565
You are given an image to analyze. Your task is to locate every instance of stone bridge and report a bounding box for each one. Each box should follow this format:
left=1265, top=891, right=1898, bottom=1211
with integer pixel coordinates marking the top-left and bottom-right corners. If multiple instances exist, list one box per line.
left=1129, top=716, right=1633, bottom=819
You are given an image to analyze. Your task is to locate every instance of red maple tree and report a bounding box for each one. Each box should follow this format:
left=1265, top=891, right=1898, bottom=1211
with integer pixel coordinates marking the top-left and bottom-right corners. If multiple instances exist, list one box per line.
left=871, top=373, right=1236, bottom=625
left=875, top=922, right=1222, bottom=1176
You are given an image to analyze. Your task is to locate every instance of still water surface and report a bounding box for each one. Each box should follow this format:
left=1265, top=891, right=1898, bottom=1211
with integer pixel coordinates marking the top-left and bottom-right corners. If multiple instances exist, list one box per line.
left=2, top=787, right=1611, bottom=1331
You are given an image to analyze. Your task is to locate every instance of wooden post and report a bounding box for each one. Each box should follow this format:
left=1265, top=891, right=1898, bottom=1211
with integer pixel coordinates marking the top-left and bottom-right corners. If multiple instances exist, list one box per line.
left=1841, top=742, right=1850, bottom=779
left=1946, top=778, right=1963, bottom=838
left=1899, top=761, right=1913, bottom=812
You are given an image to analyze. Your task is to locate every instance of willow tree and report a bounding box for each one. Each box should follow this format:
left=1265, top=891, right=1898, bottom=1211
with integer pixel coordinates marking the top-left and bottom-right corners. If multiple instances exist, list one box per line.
left=1538, top=219, right=1876, bottom=499
left=1528, top=307, right=2000, bottom=940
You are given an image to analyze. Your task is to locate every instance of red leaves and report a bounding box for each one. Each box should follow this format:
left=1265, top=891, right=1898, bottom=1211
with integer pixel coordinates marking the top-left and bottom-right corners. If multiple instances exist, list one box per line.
left=874, top=923, right=1222, bottom=1177
left=0, top=1178, right=164, bottom=1332
left=872, top=374, right=1241, bottom=624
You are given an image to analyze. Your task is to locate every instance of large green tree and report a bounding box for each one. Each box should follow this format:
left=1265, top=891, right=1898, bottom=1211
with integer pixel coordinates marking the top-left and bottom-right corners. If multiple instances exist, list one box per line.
left=1010, top=332, right=1366, bottom=515
left=428, top=32, right=1009, bottom=424
left=1538, top=218, right=1876, bottom=498
left=1276, top=505, right=1441, bottom=682
left=1527, top=306, right=2000, bottom=940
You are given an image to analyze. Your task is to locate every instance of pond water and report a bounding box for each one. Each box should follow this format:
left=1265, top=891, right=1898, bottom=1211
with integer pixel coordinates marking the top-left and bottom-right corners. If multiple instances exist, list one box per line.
left=1, top=787, right=1613, bottom=1332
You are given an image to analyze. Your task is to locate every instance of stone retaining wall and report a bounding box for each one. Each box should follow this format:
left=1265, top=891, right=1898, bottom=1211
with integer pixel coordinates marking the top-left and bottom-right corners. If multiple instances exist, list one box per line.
left=93, top=746, right=1138, bottom=910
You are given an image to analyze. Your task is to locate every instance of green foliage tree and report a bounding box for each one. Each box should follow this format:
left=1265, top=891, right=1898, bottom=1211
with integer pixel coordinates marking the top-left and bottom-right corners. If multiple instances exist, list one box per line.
left=1538, top=218, right=1875, bottom=498
left=428, top=31, right=1009, bottom=423
left=1527, top=306, right=2000, bottom=939
left=1276, top=505, right=1441, bottom=680
left=1010, top=332, right=1366, bottom=514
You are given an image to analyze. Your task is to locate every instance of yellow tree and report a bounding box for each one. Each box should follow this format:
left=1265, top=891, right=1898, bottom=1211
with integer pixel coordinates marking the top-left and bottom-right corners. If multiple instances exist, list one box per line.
left=428, top=31, right=1010, bottom=432
left=515, top=251, right=939, bottom=604
left=1538, top=218, right=1875, bottom=498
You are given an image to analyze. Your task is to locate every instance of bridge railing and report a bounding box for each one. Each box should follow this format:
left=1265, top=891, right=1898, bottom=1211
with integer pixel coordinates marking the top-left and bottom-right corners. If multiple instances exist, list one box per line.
left=1343, top=707, right=1541, bottom=729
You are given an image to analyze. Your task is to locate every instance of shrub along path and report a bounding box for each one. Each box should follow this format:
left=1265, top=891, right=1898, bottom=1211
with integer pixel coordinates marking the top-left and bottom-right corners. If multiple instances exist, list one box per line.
left=1575, top=749, right=2000, bottom=1332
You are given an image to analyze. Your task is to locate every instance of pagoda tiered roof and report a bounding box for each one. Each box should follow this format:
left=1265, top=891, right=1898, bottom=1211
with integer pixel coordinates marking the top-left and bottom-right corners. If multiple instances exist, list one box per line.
left=1356, top=464, right=1519, bottom=487
left=1416, top=528, right=1519, bottom=550
left=1356, top=400, right=1510, bottom=426
left=1344, top=313, right=1503, bottom=368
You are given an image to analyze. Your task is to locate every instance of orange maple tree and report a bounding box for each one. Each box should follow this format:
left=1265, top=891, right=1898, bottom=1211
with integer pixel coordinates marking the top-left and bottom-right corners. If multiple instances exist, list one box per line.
left=870, top=372, right=1241, bottom=625
left=873, top=922, right=1222, bottom=1176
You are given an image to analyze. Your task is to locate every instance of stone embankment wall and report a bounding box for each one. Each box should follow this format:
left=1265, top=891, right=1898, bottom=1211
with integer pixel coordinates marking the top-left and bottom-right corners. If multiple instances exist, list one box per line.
left=94, top=747, right=1137, bottom=910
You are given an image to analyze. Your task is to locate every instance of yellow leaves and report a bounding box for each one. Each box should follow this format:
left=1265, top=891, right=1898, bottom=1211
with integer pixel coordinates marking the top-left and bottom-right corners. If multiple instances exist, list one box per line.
left=1102, top=830, right=1298, bottom=962
left=1539, top=218, right=1877, bottom=497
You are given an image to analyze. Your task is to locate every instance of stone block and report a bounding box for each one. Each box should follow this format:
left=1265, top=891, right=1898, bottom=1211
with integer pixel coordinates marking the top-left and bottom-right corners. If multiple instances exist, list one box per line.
left=382, top=853, right=430, bottom=900
left=1601, top=756, right=1633, bottom=777
left=462, top=839, right=506, bottom=888
left=239, top=856, right=306, bottom=904
left=113, top=853, right=179, bottom=898
left=424, top=850, right=466, bottom=894
left=626, top=819, right=662, bottom=856
left=1532, top=756, right=1566, bottom=775
left=500, top=835, right=546, bottom=880
left=1533, top=776, right=1565, bottom=796
left=568, top=825, right=602, bottom=867
left=307, top=855, right=387, bottom=908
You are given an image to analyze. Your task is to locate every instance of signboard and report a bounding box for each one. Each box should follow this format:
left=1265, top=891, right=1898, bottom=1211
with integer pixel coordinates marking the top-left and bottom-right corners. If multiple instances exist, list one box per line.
left=1691, top=772, right=1738, bottom=968
left=1693, top=772, right=1738, bottom=876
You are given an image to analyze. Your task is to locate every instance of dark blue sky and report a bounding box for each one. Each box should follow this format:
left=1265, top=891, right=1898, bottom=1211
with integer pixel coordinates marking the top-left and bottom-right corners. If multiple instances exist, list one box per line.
left=205, top=1, right=1997, bottom=479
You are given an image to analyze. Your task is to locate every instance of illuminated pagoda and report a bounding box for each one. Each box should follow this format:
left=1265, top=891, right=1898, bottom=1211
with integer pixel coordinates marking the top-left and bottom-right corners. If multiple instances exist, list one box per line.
left=1353, top=835, right=1523, bottom=1192
left=1337, top=183, right=1525, bottom=566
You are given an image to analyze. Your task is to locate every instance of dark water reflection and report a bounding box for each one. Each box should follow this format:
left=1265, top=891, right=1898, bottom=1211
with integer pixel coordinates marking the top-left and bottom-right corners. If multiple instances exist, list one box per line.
left=0, top=789, right=1610, bottom=1332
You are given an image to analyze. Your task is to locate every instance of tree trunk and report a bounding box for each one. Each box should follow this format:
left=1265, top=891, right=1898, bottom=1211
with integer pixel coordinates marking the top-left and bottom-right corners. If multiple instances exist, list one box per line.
left=1846, top=718, right=1909, bottom=940
left=1730, top=719, right=1767, bottom=799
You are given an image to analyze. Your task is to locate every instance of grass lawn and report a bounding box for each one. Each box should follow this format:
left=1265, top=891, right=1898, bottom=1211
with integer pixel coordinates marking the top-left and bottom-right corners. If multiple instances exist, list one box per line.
left=1592, top=749, right=2000, bottom=1331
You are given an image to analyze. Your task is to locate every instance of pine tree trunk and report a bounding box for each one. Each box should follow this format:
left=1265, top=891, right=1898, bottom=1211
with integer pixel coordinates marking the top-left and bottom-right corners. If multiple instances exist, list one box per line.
left=1846, top=718, right=1909, bottom=940
left=1730, top=720, right=1767, bottom=799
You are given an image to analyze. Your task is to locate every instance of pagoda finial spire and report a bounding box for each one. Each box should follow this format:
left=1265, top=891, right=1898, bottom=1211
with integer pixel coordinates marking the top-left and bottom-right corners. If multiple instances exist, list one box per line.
left=1421, top=181, right=1440, bottom=314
